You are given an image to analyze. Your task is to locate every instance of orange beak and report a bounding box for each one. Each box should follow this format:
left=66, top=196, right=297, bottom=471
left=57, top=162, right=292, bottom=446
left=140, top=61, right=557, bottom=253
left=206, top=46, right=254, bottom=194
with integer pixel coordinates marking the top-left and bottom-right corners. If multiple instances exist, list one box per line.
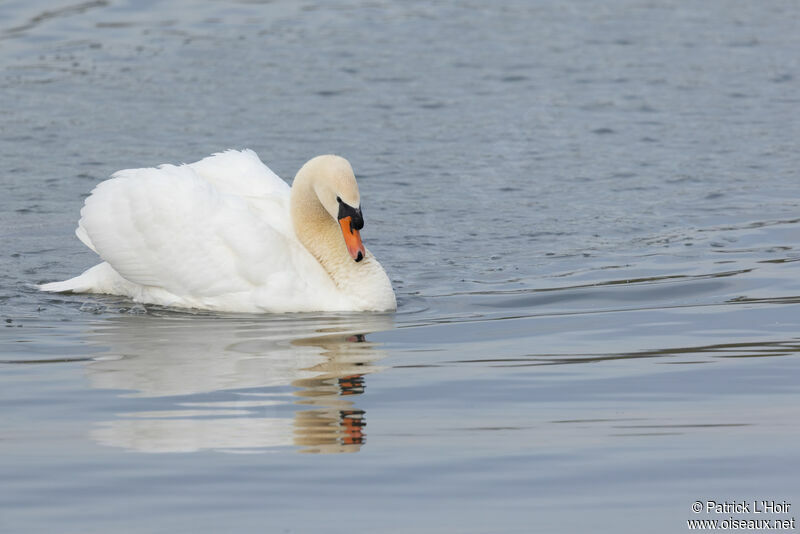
left=339, top=216, right=365, bottom=262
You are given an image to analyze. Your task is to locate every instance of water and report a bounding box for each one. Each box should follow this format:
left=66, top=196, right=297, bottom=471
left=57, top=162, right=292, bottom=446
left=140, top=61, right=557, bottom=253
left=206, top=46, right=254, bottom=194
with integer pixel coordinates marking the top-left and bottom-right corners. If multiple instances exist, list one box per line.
left=2, top=1, right=800, bottom=532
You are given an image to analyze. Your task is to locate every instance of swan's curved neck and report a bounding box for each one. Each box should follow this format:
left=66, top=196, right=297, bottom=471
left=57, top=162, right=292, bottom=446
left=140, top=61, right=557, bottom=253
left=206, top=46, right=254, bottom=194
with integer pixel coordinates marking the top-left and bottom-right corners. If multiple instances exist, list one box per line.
left=290, top=174, right=352, bottom=280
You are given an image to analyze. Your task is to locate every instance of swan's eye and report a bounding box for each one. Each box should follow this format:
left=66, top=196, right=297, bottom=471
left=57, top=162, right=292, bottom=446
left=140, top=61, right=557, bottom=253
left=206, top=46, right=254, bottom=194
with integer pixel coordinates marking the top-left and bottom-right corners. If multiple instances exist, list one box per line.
left=351, top=209, right=364, bottom=231
left=336, top=196, right=342, bottom=204
left=337, top=199, right=364, bottom=231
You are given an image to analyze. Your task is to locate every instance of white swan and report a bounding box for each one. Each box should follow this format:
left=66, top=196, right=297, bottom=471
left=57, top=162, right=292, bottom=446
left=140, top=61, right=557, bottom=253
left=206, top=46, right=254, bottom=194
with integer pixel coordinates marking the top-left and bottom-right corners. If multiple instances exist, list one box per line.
left=40, top=150, right=397, bottom=313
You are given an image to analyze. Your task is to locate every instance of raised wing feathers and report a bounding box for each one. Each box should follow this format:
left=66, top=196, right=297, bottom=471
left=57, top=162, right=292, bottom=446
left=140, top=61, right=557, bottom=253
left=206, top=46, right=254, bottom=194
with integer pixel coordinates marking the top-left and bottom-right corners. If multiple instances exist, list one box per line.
left=78, top=155, right=296, bottom=299
left=187, top=149, right=289, bottom=199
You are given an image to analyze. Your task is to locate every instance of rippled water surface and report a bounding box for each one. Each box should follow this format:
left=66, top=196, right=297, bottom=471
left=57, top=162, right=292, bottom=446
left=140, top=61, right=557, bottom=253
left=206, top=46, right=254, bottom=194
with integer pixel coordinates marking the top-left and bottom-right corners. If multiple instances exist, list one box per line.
left=2, top=1, right=800, bottom=532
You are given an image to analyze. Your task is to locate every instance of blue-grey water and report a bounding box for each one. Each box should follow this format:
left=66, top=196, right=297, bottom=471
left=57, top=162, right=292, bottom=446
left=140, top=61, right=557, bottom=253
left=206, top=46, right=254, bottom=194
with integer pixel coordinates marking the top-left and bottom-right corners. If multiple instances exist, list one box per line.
left=2, top=1, right=800, bottom=533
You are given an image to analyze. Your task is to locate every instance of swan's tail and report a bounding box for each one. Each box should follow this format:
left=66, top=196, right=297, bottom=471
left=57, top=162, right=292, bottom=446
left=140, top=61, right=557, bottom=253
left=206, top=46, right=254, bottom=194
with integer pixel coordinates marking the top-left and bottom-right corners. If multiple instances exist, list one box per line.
left=40, top=274, right=95, bottom=293
left=39, top=263, right=120, bottom=294
left=40, top=278, right=81, bottom=293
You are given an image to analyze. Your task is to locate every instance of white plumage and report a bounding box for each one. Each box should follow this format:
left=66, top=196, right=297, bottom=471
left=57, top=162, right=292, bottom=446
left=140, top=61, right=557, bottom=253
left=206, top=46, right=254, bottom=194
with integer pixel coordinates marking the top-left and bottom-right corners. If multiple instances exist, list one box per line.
left=41, top=150, right=397, bottom=313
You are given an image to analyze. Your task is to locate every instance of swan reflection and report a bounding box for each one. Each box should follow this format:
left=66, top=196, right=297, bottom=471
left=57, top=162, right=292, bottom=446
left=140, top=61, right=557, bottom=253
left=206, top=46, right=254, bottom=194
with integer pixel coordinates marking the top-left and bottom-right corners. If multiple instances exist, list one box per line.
left=85, top=312, right=392, bottom=454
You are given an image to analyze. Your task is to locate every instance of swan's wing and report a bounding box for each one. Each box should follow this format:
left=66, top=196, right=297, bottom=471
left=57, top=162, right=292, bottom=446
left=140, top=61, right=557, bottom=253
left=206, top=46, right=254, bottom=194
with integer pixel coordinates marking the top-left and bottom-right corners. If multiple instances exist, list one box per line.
left=187, top=149, right=289, bottom=199
left=185, top=149, right=294, bottom=238
left=77, top=163, right=301, bottom=299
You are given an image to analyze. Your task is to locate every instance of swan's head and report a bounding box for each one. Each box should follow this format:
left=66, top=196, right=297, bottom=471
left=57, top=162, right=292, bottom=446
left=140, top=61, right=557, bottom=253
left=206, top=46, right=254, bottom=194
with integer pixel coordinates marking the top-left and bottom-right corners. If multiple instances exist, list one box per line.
left=302, top=155, right=365, bottom=262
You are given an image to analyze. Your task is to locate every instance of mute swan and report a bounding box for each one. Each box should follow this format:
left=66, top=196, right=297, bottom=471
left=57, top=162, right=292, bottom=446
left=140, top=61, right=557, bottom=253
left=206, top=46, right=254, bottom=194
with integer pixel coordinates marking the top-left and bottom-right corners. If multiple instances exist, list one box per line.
left=40, top=150, right=397, bottom=313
